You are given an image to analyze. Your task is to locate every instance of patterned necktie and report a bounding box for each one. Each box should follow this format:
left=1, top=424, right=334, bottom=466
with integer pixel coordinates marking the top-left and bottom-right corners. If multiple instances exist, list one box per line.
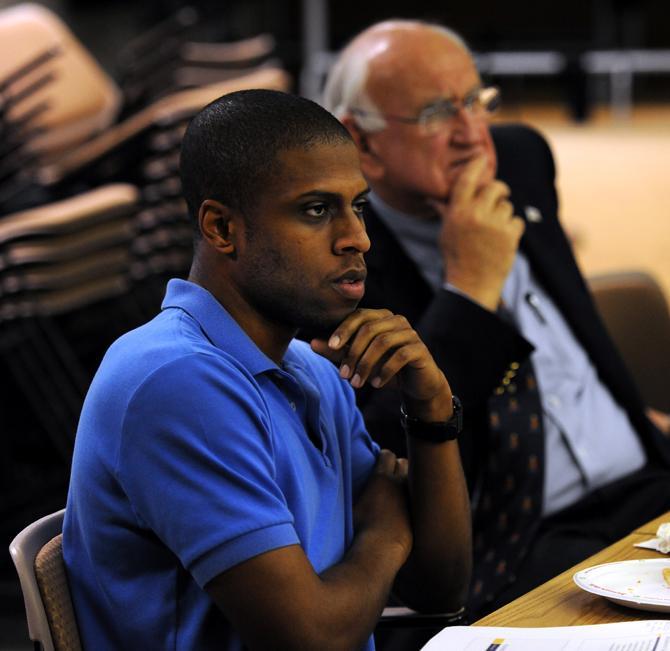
left=469, top=355, right=545, bottom=615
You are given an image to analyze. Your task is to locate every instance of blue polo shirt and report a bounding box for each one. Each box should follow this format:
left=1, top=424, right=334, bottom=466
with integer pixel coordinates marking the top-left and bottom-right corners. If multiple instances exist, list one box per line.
left=63, top=279, right=379, bottom=651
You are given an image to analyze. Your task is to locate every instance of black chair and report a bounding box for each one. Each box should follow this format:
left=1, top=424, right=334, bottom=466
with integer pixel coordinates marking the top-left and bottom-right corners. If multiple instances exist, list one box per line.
left=589, top=270, right=670, bottom=412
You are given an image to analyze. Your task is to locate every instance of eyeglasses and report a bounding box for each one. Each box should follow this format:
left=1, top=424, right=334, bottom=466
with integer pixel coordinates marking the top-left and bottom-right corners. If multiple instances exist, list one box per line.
left=352, top=86, right=501, bottom=135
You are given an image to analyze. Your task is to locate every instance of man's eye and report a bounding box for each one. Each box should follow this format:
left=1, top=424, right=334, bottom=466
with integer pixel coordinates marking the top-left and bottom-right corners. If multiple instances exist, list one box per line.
left=463, top=93, right=479, bottom=109
left=304, top=204, right=329, bottom=218
left=352, top=199, right=368, bottom=216
left=435, top=102, right=458, bottom=119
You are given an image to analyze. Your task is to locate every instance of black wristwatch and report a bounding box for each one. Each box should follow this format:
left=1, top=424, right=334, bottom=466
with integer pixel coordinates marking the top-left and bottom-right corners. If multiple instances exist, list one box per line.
left=400, top=395, right=463, bottom=443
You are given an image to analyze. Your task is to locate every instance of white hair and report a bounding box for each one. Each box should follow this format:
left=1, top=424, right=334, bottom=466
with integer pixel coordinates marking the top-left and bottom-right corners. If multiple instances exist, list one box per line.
left=322, top=19, right=471, bottom=133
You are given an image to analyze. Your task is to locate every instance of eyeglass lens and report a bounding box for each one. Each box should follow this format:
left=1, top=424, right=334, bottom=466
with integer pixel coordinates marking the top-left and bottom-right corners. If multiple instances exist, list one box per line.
left=422, top=87, right=500, bottom=132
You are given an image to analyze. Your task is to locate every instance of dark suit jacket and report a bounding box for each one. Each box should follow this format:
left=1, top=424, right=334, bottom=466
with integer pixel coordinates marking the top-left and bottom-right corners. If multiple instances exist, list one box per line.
left=358, top=123, right=670, bottom=495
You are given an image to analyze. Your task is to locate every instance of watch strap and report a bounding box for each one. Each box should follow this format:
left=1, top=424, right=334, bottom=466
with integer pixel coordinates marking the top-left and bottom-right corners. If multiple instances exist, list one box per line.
left=400, top=395, right=463, bottom=443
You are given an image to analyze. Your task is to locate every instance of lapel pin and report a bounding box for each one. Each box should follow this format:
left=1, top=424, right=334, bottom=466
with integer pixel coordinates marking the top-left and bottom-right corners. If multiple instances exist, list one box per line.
left=524, top=205, right=542, bottom=223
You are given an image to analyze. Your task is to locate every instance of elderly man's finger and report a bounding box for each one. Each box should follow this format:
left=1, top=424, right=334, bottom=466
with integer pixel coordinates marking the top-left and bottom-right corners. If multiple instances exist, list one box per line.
left=449, top=155, right=489, bottom=207
left=478, top=179, right=511, bottom=214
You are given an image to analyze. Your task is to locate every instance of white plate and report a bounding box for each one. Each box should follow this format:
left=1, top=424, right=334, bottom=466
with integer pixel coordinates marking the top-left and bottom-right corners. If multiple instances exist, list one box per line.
left=574, top=559, right=670, bottom=612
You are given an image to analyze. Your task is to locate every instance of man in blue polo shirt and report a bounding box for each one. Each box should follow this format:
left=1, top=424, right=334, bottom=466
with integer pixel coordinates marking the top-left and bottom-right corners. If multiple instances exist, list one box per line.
left=63, top=89, right=471, bottom=650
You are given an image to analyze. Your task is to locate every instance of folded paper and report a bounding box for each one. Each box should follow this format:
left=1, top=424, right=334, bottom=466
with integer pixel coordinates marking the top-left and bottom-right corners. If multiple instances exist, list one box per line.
left=635, top=523, right=670, bottom=554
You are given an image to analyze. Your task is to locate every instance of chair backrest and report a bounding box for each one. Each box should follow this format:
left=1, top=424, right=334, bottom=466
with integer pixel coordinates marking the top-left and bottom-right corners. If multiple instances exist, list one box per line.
left=38, top=66, right=291, bottom=186
left=589, top=270, right=670, bottom=412
left=0, top=3, right=121, bottom=156
left=0, top=184, right=140, bottom=318
left=0, top=183, right=139, bottom=246
left=9, top=508, right=82, bottom=651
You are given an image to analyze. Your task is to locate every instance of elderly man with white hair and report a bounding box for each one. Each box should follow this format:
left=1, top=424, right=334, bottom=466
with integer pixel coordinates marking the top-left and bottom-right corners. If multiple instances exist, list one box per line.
left=323, top=19, right=670, bottom=617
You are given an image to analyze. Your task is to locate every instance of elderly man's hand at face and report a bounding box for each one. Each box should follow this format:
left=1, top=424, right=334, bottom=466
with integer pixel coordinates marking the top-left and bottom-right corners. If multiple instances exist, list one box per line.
left=430, top=156, right=525, bottom=312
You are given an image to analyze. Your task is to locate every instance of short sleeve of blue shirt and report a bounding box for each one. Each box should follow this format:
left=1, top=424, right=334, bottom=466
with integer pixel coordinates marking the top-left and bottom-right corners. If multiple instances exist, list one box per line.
left=119, top=352, right=301, bottom=587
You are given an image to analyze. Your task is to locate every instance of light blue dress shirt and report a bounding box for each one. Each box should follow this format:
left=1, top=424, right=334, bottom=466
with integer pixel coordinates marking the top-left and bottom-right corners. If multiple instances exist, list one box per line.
left=370, top=192, right=647, bottom=516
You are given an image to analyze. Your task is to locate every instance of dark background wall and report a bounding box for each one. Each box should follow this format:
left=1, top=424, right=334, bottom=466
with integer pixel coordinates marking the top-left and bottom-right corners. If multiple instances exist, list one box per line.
left=4, top=0, right=663, bottom=114
left=329, top=0, right=670, bottom=49
left=3, top=0, right=670, bottom=80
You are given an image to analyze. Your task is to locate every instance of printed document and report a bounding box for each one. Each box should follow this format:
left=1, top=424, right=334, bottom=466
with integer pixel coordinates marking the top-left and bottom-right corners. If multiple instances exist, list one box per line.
left=421, top=620, right=670, bottom=650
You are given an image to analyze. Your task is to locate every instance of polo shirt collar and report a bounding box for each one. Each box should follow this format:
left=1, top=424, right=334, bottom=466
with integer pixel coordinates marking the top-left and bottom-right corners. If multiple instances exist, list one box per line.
left=161, top=278, right=278, bottom=376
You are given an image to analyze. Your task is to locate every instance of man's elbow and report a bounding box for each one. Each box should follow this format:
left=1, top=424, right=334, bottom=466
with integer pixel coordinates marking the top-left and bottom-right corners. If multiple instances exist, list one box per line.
left=395, top=558, right=471, bottom=614
left=404, top=586, right=469, bottom=616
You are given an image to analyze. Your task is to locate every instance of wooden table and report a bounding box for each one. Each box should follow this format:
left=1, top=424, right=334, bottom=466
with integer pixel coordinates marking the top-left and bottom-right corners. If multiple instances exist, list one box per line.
left=474, top=512, right=670, bottom=627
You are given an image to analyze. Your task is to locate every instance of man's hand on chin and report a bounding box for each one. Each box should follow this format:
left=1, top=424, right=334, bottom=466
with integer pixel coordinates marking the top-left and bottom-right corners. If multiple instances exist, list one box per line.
left=310, top=307, right=452, bottom=422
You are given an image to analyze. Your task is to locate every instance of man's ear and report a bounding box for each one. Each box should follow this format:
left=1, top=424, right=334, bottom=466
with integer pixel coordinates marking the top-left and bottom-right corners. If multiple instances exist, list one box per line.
left=341, top=115, right=385, bottom=181
left=198, top=199, right=238, bottom=255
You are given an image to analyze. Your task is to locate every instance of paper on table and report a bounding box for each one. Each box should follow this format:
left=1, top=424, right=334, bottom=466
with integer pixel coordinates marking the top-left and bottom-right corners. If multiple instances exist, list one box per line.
left=635, top=522, right=670, bottom=554
left=421, top=620, right=670, bottom=650
left=635, top=538, right=668, bottom=553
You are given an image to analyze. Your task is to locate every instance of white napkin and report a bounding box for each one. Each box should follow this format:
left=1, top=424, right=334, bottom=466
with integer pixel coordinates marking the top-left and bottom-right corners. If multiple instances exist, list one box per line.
left=635, top=523, right=670, bottom=553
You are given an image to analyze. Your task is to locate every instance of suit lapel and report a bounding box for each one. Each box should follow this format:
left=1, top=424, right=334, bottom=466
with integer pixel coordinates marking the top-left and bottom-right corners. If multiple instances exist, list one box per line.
left=362, top=204, right=434, bottom=322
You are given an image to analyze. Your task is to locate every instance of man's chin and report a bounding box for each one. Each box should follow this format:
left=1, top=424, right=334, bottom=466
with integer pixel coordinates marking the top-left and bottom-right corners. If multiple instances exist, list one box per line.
left=297, top=305, right=359, bottom=342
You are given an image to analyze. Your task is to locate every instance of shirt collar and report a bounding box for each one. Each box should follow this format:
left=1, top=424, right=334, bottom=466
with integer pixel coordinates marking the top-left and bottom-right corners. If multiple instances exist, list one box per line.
left=161, top=278, right=278, bottom=376
left=369, top=192, right=444, bottom=291
left=369, top=192, right=441, bottom=243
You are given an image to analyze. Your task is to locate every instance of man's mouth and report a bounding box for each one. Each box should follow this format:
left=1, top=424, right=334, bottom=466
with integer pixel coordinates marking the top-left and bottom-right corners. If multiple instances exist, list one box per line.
left=450, top=154, right=477, bottom=169
left=332, top=269, right=366, bottom=301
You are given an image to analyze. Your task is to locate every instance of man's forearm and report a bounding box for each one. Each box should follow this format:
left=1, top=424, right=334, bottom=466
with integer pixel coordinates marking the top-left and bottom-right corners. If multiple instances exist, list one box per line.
left=310, top=306, right=474, bottom=615
left=207, top=531, right=408, bottom=651
left=315, top=527, right=409, bottom=649
left=207, top=447, right=414, bottom=651
left=397, top=435, right=472, bottom=612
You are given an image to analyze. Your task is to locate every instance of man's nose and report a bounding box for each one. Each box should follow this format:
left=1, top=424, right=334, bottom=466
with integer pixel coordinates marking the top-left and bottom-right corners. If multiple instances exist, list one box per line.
left=450, top=105, right=483, bottom=143
left=334, top=211, right=371, bottom=254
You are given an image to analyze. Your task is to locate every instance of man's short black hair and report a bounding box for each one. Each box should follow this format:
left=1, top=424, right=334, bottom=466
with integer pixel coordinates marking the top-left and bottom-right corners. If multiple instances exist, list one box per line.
left=180, top=89, right=353, bottom=234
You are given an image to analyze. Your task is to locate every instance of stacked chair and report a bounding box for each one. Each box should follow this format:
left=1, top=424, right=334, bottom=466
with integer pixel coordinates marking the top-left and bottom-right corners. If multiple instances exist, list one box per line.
left=0, top=46, right=61, bottom=211
left=0, top=3, right=121, bottom=157
left=34, top=67, right=290, bottom=320
left=0, top=3, right=121, bottom=213
left=0, top=2, right=290, bottom=448
left=0, top=3, right=288, bottom=216
left=0, top=184, right=142, bottom=462
left=39, top=67, right=290, bottom=191
left=116, top=6, right=279, bottom=117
